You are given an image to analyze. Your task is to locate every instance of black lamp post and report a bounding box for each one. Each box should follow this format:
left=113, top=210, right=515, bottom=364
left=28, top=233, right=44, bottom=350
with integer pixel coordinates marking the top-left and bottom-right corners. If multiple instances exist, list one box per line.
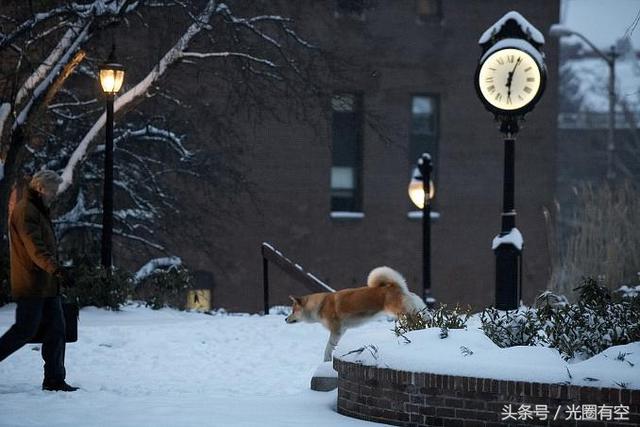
left=99, top=45, right=125, bottom=269
left=549, top=24, right=618, bottom=181
left=408, top=152, right=435, bottom=306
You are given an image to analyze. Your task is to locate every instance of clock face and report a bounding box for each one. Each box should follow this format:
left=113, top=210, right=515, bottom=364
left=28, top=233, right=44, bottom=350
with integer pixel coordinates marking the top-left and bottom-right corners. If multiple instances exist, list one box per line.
left=478, top=48, right=542, bottom=112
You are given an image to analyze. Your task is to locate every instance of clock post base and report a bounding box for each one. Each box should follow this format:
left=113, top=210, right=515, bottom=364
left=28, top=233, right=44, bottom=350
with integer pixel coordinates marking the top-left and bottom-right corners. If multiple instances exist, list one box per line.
left=494, top=243, right=521, bottom=310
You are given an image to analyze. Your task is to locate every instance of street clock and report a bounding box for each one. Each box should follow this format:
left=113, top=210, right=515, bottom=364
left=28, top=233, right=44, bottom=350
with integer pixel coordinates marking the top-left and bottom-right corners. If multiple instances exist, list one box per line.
left=475, top=11, right=547, bottom=128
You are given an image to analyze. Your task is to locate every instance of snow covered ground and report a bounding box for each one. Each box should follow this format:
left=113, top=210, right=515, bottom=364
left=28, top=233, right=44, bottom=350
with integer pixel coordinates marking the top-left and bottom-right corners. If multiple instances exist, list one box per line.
left=0, top=304, right=382, bottom=427
left=1, top=304, right=638, bottom=427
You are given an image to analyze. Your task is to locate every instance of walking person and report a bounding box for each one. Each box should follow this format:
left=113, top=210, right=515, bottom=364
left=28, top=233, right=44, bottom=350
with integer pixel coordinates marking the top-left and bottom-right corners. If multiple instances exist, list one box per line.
left=0, top=170, right=77, bottom=392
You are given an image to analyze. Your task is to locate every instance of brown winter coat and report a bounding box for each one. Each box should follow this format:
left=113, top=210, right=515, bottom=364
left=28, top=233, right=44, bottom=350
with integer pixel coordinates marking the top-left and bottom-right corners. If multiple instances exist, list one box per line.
left=9, top=189, right=60, bottom=298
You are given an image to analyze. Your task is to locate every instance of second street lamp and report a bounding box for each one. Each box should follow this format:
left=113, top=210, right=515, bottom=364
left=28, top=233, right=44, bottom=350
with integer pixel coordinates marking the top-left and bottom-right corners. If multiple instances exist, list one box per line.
left=549, top=24, right=618, bottom=181
left=99, top=45, right=125, bottom=269
left=408, top=152, right=435, bottom=306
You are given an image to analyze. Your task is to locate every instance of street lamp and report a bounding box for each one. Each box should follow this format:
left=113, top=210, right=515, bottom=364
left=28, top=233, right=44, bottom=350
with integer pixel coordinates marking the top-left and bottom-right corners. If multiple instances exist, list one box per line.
left=549, top=24, right=618, bottom=181
left=99, top=45, right=125, bottom=269
left=408, top=152, right=435, bottom=306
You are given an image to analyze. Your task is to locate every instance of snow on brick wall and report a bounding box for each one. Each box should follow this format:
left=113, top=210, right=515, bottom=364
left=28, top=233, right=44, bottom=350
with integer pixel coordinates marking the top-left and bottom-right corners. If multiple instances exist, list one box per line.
left=334, top=359, right=640, bottom=426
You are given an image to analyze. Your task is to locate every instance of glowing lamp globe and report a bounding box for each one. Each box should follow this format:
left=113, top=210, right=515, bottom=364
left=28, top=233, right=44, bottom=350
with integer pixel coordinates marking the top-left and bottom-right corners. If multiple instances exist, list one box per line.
left=408, top=169, right=435, bottom=209
left=99, top=47, right=125, bottom=94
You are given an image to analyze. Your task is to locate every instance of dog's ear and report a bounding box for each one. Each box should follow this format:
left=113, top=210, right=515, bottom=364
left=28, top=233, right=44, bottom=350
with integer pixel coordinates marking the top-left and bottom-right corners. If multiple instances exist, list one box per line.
left=289, top=295, right=300, bottom=305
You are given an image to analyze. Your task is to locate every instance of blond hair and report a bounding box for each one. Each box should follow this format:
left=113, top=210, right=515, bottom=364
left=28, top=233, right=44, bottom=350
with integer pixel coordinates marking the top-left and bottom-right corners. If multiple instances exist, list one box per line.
left=30, top=170, right=62, bottom=191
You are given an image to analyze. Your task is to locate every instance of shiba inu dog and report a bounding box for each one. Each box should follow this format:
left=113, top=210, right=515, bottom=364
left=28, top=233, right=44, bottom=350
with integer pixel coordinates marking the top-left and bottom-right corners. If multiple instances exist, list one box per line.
left=285, top=266, right=426, bottom=361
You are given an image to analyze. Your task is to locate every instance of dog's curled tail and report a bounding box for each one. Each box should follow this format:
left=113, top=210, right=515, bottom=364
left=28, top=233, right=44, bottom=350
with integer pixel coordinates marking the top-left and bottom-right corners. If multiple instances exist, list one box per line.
left=368, top=266, right=426, bottom=314
left=367, top=266, right=409, bottom=293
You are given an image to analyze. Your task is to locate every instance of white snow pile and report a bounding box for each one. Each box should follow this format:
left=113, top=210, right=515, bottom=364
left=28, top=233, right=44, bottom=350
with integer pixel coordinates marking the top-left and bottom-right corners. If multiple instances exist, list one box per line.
left=133, top=256, right=182, bottom=284
left=478, top=10, right=545, bottom=45
left=492, top=227, right=524, bottom=250
left=617, top=283, right=640, bottom=298
left=335, top=327, right=640, bottom=390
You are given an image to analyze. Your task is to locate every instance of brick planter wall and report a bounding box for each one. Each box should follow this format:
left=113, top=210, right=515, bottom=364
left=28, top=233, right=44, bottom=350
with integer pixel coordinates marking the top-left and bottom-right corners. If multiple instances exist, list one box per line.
left=334, top=359, right=640, bottom=427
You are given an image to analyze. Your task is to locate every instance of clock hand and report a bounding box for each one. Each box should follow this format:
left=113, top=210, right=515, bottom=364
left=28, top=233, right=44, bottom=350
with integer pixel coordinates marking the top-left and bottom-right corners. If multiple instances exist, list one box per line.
left=506, top=57, right=522, bottom=89
left=510, top=57, right=522, bottom=75
left=505, top=57, right=522, bottom=102
left=505, top=58, right=521, bottom=90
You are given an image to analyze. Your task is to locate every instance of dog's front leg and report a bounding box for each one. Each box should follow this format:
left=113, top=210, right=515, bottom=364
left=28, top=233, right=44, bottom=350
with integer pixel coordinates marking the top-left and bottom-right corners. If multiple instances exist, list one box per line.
left=323, top=331, right=343, bottom=362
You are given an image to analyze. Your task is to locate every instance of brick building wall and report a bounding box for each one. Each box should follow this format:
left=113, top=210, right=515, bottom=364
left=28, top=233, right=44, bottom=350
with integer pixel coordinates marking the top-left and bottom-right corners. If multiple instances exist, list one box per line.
left=112, top=0, right=560, bottom=312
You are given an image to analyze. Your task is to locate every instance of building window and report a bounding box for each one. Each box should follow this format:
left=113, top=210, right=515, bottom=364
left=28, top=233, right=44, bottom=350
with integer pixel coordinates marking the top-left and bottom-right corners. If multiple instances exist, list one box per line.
left=336, top=0, right=364, bottom=14
left=416, top=0, right=442, bottom=21
left=409, top=95, right=439, bottom=182
left=335, top=0, right=373, bottom=19
left=331, top=93, right=363, bottom=213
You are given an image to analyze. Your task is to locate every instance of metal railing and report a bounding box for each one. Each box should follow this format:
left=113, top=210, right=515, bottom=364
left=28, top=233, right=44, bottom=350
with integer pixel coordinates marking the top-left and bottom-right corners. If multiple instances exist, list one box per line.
left=261, top=242, right=335, bottom=314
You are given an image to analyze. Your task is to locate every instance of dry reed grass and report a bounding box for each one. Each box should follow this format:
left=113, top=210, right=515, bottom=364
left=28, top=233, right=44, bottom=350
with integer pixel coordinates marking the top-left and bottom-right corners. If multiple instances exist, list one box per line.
left=545, top=180, right=640, bottom=300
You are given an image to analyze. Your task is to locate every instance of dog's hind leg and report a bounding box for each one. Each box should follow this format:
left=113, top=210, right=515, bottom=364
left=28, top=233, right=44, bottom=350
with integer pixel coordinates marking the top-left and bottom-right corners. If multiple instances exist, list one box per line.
left=323, top=330, right=343, bottom=362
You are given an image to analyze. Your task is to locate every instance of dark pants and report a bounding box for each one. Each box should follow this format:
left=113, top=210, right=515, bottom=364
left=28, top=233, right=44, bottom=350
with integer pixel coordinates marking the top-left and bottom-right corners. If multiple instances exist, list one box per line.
left=0, top=296, right=66, bottom=381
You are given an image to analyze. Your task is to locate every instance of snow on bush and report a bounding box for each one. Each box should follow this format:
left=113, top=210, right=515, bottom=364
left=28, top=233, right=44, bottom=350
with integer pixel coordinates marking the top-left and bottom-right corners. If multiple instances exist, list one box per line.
left=395, top=278, right=640, bottom=362
left=394, top=303, right=471, bottom=340
left=336, top=326, right=640, bottom=389
left=133, top=264, right=193, bottom=310
left=480, top=277, right=640, bottom=360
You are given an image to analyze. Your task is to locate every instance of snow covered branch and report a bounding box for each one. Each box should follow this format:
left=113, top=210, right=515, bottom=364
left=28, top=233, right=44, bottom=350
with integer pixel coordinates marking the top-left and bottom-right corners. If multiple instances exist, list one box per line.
left=55, top=190, right=156, bottom=237
left=180, top=51, right=277, bottom=68
left=14, top=24, right=85, bottom=106
left=59, top=0, right=219, bottom=194
left=114, top=125, right=192, bottom=159
left=13, top=22, right=91, bottom=129
left=0, top=5, right=73, bottom=51
left=133, top=256, right=182, bottom=284
left=0, top=0, right=140, bottom=52
left=58, top=221, right=166, bottom=251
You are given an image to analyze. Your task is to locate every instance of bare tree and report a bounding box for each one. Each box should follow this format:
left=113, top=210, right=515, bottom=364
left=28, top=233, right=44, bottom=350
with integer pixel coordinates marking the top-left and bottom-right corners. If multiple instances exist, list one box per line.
left=0, top=0, right=337, bottom=279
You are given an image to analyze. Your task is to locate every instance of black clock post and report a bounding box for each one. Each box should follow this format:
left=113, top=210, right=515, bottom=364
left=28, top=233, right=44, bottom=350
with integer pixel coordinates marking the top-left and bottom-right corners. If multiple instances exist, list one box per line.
left=474, top=12, right=547, bottom=310
left=495, top=118, right=520, bottom=310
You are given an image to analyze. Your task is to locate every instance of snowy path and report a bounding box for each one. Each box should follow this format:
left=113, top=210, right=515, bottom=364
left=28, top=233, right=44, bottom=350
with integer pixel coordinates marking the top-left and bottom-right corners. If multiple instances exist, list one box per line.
left=0, top=304, right=383, bottom=427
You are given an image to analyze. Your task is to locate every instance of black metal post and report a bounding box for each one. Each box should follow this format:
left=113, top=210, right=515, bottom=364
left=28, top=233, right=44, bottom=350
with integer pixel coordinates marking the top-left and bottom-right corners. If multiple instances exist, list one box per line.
left=606, top=45, right=617, bottom=181
left=263, top=256, right=269, bottom=315
left=419, top=153, right=433, bottom=305
left=101, top=93, right=114, bottom=269
left=494, top=134, right=521, bottom=309
left=501, top=137, right=516, bottom=232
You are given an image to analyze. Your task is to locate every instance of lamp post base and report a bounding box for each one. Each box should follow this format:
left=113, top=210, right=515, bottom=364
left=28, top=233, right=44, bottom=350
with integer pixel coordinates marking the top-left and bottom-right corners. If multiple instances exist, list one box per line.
left=423, top=289, right=436, bottom=309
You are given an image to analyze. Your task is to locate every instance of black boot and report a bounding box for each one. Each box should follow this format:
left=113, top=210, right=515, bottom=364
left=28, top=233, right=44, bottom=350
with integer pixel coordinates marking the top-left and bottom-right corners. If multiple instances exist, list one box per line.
left=42, top=379, right=79, bottom=392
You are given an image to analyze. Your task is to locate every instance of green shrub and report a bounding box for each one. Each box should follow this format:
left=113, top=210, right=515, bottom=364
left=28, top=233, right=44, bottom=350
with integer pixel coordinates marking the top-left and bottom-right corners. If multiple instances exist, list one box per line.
left=480, top=307, right=543, bottom=348
left=134, top=265, right=192, bottom=310
left=538, top=277, right=640, bottom=360
left=480, top=277, right=640, bottom=360
left=63, top=264, right=131, bottom=310
left=394, top=304, right=471, bottom=338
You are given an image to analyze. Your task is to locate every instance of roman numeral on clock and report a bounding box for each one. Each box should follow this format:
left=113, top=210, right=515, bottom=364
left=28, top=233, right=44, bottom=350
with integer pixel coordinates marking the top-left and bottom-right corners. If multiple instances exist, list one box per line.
left=526, top=77, right=535, bottom=82
left=523, top=86, right=532, bottom=94
left=495, top=93, right=502, bottom=101
left=487, top=85, right=495, bottom=93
